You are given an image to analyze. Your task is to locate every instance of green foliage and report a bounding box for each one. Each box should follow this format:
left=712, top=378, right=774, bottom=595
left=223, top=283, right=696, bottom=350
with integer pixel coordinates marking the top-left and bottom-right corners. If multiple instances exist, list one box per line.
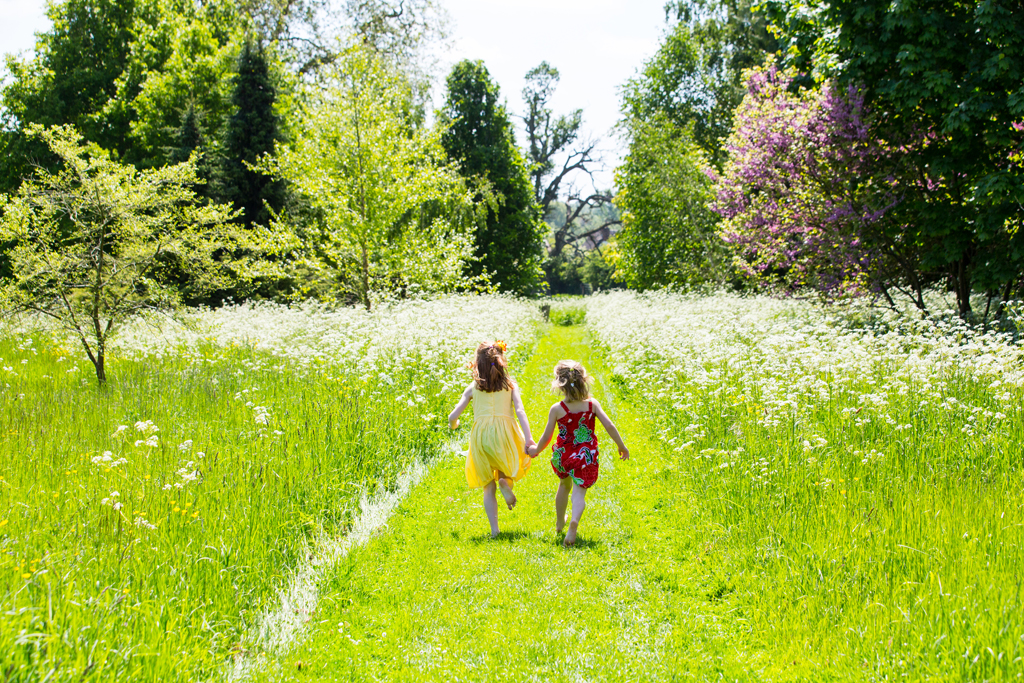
left=0, top=125, right=269, bottom=383
left=615, top=0, right=774, bottom=293
left=440, top=60, right=545, bottom=296
left=547, top=301, right=586, bottom=326
left=219, top=41, right=286, bottom=230
left=0, top=0, right=246, bottom=186
left=268, top=47, right=481, bottom=308
left=580, top=246, right=616, bottom=291
left=128, top=0, right=241, bottom=169
left=763, top=0, right=1024, bottom=317
left=613, top=117, right=730, bottom=290
left=0, top=0, right=147, bottom=192
left=622, top=0, right=776, bottom=167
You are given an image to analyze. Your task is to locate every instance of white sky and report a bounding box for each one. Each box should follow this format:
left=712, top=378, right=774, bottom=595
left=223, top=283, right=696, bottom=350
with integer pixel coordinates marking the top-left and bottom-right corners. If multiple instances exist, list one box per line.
left=0, top=0, right=670, bottom=189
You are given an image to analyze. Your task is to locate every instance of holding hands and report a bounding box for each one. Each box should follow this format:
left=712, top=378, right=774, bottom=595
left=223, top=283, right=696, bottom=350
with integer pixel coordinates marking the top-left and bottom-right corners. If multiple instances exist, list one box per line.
left=524, top=440, right=537, bottom=457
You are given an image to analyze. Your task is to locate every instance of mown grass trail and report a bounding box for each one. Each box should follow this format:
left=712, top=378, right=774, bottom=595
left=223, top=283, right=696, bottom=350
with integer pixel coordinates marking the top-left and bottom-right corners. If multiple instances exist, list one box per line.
left=253, top=324, right=789, bottom=682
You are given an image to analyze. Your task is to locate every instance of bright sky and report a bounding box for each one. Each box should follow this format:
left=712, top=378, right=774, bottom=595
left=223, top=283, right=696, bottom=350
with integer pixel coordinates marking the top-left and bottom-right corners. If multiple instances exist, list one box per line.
left=0, top=0, right=670, bottom=189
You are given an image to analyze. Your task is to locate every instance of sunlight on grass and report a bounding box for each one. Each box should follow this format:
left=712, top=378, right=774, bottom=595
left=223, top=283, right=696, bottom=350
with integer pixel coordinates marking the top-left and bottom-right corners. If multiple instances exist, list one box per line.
left=588, top=291, right=1024, bottom=679
left=0, top=296, right=539, bottom=682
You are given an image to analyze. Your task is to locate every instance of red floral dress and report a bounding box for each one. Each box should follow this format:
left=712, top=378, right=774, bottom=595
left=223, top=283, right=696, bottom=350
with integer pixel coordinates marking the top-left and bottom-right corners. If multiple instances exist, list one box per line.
left=550, top=401, right=599, bottom=488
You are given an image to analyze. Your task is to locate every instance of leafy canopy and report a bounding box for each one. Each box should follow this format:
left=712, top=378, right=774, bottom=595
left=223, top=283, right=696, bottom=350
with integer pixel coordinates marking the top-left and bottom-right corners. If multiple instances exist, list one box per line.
left=267, top=46, right=481, bottom=309
left=0, top=125, right=264, bottom=383
left=439, top=59, right=545, bottom=296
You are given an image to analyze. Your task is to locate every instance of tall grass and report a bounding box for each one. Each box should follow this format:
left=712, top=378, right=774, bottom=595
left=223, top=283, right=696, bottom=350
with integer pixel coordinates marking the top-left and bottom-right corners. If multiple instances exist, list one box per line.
left=0, top=296, right=538, bottom=682
left=588, top=291, right=1024, bottom=679
left=547, top=299, right=587, bottom=326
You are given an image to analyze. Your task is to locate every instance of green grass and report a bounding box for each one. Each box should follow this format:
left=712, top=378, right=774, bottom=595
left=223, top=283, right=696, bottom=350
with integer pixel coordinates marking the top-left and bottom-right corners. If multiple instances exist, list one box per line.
left=4, top=293, right=1022, bottom=681
left=547, top=300, right=587, bottom=327
left=587, top=292, right=1024, bottom=680
left=0, top=335, right=460, bottom=682
left=251, top=325, right=777, bottom=681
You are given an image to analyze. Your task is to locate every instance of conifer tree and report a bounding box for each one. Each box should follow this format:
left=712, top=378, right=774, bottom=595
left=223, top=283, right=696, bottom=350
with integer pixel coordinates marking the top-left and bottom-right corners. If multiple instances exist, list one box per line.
left=439, top=60, right=544, bottom=295
left=169, top=103, right=211, bottom=198
left=219, top=41, right=284, bottom=229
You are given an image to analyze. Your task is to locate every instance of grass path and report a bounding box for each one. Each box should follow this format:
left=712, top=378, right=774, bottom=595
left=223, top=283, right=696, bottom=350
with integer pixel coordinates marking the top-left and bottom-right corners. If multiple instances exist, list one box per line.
left=253, top=325, right=782, bottom=682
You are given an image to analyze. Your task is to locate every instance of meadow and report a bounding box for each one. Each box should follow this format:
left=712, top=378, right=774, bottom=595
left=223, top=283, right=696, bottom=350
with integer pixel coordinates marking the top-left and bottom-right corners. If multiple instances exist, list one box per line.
left=0, top=296, right=539, bottom=682
left=587, top=291, right=1024, bottom=679
left=1, top=291, right=1022, bottom=682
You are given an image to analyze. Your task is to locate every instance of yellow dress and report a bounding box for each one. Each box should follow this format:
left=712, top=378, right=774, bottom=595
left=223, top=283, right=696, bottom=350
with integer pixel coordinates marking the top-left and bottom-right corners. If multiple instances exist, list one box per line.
left=465, top=386, right=532, bottom=488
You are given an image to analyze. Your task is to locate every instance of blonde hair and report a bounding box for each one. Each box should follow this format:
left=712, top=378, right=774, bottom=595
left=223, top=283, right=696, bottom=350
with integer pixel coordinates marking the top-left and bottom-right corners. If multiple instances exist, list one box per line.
left=551, top=360, right=592, bottom=403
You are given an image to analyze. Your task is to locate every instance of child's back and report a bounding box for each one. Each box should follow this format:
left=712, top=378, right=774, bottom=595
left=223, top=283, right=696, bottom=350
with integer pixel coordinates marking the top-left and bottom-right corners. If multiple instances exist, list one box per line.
left=466, top=385, right=531, bottom=489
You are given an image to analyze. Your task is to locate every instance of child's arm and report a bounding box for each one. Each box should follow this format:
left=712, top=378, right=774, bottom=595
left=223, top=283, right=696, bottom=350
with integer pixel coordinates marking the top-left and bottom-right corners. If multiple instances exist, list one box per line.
left=527, top=403, right=561, bottom=457
left=510, top=386, right=534, bottom=449
left=448, top=383, right=474, bottom=429
left=592, top=399, right=629, bottom=459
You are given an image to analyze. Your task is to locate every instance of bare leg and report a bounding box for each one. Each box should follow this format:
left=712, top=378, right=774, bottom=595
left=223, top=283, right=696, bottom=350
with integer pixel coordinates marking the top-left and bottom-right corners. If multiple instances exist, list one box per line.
left=483, top=481, right=499, bottom=538
left=554, top=477, right=572, bottom=533
left=497, top=475, right=517, bottom=510
left=564, top=483, right=587, bottom=547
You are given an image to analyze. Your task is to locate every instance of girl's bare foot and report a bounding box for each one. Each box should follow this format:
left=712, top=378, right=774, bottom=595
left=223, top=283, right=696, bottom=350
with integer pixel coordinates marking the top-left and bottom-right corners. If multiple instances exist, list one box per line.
left=490, top=530, right=500, bottom=539
left=563, top=520, right=579, bottom=547
left=555, top=516, right=566, bottom=533
left=498, top=478, right=517, bottom=510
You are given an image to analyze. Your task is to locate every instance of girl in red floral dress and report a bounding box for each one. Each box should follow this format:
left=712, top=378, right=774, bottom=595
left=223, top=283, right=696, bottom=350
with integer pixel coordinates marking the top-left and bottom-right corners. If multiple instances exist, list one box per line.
left=528, top=360, right=629, bottom=546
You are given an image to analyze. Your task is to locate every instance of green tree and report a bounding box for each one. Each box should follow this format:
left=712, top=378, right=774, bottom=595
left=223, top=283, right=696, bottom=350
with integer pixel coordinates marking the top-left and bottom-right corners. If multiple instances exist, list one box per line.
left=0, top=125, right=255, bottom=384
left=614, top=117, right=728, bottom=289
left=0, top=0, right=153, bottom=192
left=267, top=47, right=480, bottom=309
left=439, top=60, right=545, bottom=295
left=623, top=0, right=777, bottom=167
left=764, top=0, right=1024, bottom=317
left=219, top=40, right=286, bottom=230
left=128, top=1, right=241, bottom=169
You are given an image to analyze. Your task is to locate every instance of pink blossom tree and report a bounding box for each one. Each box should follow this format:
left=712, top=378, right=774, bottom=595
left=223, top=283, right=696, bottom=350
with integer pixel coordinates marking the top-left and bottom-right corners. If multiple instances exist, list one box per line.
left=715, top=66, right=908, bottom=300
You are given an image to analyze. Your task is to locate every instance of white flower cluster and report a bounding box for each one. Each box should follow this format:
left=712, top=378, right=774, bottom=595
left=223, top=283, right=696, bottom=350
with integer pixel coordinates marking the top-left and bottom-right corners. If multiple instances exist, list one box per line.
left=91, top=451, right=128, bottom=468
left=589, top=291, right=1022, bottom=420
left=587, top=291, right=1022, bottom=471
left=100, top=491, right=123, bottom=511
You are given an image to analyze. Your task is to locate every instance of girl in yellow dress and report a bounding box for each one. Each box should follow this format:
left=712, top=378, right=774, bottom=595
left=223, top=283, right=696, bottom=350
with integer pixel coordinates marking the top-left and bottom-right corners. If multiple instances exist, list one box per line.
left=448, top=341, right=535, bottom=538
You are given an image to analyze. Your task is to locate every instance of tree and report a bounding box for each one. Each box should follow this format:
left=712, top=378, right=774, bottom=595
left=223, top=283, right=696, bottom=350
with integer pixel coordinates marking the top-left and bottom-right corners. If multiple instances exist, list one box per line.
left=439, top=60, right=545, bottom=295
left=0, top=0, right=154, bottom=193
left=128, top=1, right=242, bottom=169
left=613, top=0, right=777, bottom=292
left=614, top=116, right=726, bottom=289
left=763, top=0, right=1024, bottom=317
left=268, top=47, right=480, bottom=309
left=0, top=125, right=257, bottom=384
left=715, top=66, right=918, bottom=299
left=521, top=62, right=618, bottom=273
left=219, top=40, right=286, bottom=230
left=622, top=0, right=777, bottom=168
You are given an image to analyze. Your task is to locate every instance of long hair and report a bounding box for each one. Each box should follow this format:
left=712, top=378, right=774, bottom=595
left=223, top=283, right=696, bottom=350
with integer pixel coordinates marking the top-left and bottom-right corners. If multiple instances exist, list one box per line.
left=551, top=359, right=592, bottom=402
left=472, top=341, right=511, bottom=393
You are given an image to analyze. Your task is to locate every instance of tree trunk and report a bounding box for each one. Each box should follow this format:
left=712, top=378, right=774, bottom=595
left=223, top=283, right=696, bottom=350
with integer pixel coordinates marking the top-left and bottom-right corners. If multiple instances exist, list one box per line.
left=361, top=242, right=371, bottom=311
left=93, top=351, right=106, bottom=385
left=954, top=255, right=972, bottom=319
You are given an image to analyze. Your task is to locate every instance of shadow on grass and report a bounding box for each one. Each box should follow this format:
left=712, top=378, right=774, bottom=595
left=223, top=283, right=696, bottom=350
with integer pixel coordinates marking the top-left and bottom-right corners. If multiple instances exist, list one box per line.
left=556, top=536, right=602, bottom=550
left=468, top=530, right=535, bottom=544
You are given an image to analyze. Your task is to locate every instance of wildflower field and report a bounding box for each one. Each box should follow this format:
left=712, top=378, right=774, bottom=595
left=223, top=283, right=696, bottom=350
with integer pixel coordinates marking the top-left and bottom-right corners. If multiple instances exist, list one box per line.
left=0, top=296, right=539, bottom=681
left=587, top=292, right=1024, bottom=678
left=1, top=291, right=1023, bottom=682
